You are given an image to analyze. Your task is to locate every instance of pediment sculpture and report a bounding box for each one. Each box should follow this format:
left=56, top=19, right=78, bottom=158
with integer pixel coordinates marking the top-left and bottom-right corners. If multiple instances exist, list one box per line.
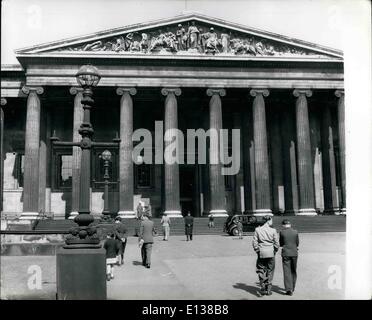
left=55, top=21, right=329, bottom=57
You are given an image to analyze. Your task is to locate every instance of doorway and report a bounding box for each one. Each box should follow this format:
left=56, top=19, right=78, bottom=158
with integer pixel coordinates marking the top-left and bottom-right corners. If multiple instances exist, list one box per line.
left=179, top=165, right=200, bottom=216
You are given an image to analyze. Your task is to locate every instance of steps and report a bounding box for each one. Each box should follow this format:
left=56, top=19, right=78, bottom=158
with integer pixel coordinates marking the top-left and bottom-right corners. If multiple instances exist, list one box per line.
left=31, top=215, right=346, bottom=235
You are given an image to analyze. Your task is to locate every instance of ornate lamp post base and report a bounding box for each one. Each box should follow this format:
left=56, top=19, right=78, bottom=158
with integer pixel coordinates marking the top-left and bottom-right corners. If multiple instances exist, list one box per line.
left=56, top=247, right=106, bottom=300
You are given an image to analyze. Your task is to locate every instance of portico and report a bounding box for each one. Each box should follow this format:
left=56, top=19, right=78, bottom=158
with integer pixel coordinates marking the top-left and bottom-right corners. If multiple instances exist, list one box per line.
left=0, top=13, right=345, bottom=219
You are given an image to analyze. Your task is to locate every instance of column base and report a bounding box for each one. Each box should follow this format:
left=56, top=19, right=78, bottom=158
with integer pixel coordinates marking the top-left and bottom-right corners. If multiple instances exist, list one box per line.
left=68, top=212, right=79, bottom=220
left=323, top=208, right=340, bottom=215
left=209, top=210, right=228, bottom=217
left=163, top=210, right=183, bottom=218
left=296, top=208, right=317, bottom=216
left=19, top=212, right=40, bottom=220
left=339, top=208, right=346, bottom=215
left=252, top=209, right=273, bottom=216
left=117, top=211, right=136, bottom=219
left=282, top=210, right=298, bottom=216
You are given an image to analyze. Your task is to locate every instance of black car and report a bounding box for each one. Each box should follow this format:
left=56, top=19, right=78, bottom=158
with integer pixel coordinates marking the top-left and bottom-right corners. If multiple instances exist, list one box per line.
left=224, top=214, right=266, bottom=236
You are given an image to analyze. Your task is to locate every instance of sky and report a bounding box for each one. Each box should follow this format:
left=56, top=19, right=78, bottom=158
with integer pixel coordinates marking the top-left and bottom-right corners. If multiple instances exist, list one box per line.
left=0, top=0, right=363, bottom=65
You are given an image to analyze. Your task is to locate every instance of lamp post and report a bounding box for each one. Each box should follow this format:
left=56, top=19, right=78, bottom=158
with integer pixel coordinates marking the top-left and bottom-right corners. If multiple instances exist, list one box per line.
left=51, top=65, right=120, bottom=245
left=101, top=149, right=112, bottom=218
left=52, top=65, right=120, bottom=300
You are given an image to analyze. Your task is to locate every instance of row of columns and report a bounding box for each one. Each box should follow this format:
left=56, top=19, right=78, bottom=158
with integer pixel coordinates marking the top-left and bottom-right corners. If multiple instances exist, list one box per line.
left=1, top=87, right=346, bottom=218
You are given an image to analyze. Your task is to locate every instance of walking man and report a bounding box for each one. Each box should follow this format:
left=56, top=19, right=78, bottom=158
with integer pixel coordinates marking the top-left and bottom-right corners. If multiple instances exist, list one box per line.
left=160, top=213, right=171, bottom=241
left=139, top=215, right=156, bottom=268
left=114, top=217, right=128, bottom=265
left=252, top=215, right=279, bottom=296
left=279, top=219, right=299, bottom=296
left=184, top=211, right=194, bottom=241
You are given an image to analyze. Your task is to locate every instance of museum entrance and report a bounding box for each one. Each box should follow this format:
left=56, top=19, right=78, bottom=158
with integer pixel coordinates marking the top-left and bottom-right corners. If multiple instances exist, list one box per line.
left=179, top=164, right=200, bottom=216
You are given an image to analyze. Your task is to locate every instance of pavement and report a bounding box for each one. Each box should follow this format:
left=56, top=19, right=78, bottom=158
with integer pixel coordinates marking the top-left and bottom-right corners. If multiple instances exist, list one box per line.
left=0, top=232, right=345, bottom=300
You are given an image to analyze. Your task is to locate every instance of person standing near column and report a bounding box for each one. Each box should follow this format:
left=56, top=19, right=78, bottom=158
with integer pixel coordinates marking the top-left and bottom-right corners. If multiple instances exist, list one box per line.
left=252, top=216, right=279, bottom=296
left=161, top=213, right=171, bottom=241
left=279, top=219, right=299, bottom=296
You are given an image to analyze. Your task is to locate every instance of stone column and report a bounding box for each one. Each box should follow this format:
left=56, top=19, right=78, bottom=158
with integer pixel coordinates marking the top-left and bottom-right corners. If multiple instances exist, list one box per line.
left=117, top=87, right=137, bottom=218
left=250, top=89, right=272, bottom=216
left=69, top=87, right=84, bottom=219
left=233, top=112, right=244, bottom=213
left=1, top=98, right=7, bottom=213
left=206, top=88, right=227, bottom=216
left=335, top=90, right=346, bottom=213
left=162, top=88, right=182, bottom=217
left=242, top=107, right=256, bottom=213
left=281, top=108, right=299, bottom=214
left=38, top=104, right=48, bottom=214
left=21, top=86, right=44, bottom=219
left=321, top=104, right=338, bottom=214
left=293, top=89, right=316, bottom=215
left=270, top=106, right=285, bottom=214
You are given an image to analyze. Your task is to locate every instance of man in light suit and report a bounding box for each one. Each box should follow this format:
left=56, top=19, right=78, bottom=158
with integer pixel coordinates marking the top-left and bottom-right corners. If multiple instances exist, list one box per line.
left=139, top=215, right=156, bottom=269
left=279, top=219, right=299, bottom=296
left=252, top=215, right=279, bottom=296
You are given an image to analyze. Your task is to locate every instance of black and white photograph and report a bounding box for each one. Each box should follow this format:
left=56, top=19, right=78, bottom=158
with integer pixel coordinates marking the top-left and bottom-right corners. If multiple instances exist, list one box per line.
left=1, top=0, right=371, bottom=305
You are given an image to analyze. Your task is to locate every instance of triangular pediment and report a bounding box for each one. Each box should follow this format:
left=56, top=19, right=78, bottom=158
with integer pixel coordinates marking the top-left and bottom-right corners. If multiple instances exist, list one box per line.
left=15, top=12, right=342, bottom=60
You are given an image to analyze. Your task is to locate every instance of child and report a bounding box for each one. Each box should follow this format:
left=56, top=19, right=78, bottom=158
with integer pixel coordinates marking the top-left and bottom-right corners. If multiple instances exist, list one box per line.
left=208, top=214, right=215, bottom=228
left=104, top=232, right=120, bottom=281
left=237, top=220, right=243, bottom=239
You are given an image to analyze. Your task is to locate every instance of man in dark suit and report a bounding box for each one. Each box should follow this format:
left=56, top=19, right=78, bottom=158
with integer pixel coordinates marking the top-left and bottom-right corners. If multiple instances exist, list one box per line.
left=279, top=219, right=299, bottom=296
left=184, top=211, right=194, bottom=241
left=139, top=215, right=156, bottom=268
left=114, top=217, right=128, bottom=265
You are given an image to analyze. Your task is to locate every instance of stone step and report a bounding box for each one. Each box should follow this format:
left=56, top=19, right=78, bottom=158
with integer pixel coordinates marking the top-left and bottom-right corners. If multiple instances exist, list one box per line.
left=30, top=215, right=346, bottom=235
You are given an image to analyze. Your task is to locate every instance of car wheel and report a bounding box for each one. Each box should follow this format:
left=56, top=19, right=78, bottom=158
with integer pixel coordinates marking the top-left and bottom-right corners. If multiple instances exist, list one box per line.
left=231, top=228, right=239, bottom=236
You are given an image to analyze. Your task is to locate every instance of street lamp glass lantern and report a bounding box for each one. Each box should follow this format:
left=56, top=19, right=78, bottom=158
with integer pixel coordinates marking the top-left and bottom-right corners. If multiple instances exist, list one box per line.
left=76, top=64, right=101, bottom=87
left=101, top=150, right=112, bottom=161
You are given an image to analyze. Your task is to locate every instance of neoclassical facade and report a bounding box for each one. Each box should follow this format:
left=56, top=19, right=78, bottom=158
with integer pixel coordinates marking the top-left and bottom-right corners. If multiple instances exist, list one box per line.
left=0, top=13, right=345, bottom=219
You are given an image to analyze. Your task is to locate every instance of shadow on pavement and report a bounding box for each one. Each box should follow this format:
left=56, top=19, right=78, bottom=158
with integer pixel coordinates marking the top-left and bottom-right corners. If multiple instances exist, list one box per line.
left=132, top=260, right=143, bottom=266
left=233, top=283, right=287, bottom=297
left=233, top=283, right=261, bottom=297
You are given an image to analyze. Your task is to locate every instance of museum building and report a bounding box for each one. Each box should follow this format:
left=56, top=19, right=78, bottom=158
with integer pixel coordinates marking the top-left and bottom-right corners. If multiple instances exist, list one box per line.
left=0, top=13, right=345, bottom=219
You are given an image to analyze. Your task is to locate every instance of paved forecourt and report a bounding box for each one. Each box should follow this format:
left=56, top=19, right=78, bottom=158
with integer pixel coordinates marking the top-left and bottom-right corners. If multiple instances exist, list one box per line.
left=0, top=233, right=345, bottom=300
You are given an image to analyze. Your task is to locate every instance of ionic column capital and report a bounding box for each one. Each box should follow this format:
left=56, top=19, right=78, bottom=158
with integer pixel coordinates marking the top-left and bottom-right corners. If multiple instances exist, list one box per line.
left=161, top=87, right=181, bottom=96
left=116, top=87, right=137, bottom=96
left=250, top=89, right=269, bottom=97
left=293, top=89, right=312, bottom=98
left=206, top=88, right=226, bottom=97
left=1, top=98, right=7, bottom=106
left=335, top=90, right=344, bottom=98
left=22, top=86, right=44, bottom=96
left=69, top=87, right=84, bottom=95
